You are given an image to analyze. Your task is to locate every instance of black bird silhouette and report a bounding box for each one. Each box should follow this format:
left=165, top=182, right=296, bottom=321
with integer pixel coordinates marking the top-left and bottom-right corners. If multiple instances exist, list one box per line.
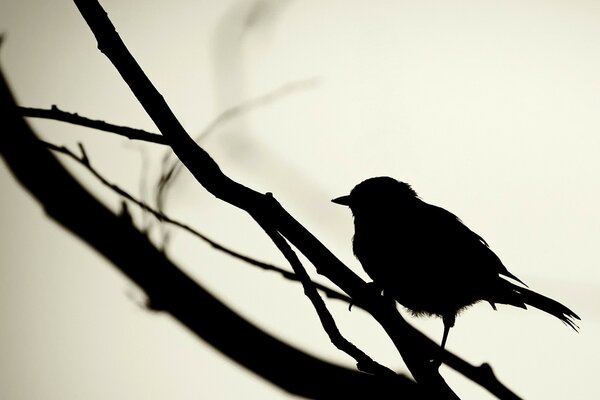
left=333, top=176, right=579, bottom=352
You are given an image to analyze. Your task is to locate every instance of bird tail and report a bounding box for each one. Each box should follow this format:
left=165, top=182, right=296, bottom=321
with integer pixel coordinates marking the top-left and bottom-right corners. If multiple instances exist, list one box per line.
left=509, top=282, right=580, bottom=331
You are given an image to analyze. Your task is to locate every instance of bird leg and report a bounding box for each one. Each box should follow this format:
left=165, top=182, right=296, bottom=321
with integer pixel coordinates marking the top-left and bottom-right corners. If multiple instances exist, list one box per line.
left=440, top=314, right=455, bottom=351
left=431, top=314, right=456, bottom=368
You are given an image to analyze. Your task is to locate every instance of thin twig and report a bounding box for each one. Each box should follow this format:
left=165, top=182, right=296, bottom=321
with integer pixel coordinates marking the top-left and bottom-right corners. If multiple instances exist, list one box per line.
left=18, top=105, right=168, bottom=145
left=155, top=78, right=319, bottom=212
left=257, top=209, right=396, bottom=376
left=40, top=139, right=352, bottom=304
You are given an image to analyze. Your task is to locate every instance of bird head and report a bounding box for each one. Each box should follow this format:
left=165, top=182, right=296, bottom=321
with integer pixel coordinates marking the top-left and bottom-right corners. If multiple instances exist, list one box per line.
left=332, top=176, right=419, bottom=214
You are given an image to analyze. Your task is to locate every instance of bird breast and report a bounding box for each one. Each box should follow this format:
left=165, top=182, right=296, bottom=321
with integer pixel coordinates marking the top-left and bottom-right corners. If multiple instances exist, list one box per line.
left=351, top=213, right=482, bottom=316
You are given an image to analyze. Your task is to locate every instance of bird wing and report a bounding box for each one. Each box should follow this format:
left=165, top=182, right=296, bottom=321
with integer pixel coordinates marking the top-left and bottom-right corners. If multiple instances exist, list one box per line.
left=422, top=203, right=527, bottom=286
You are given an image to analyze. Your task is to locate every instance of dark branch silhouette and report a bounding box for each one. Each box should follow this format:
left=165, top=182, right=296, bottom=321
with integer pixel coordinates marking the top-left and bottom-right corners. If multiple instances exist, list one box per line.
left=18, top=104, right=168, bottom=144
left=36, top=114, right=395, bottom=377
left=155, top=78, right=319, bottom=212
left=0, top=66, right=420, bottom=399
left=40, top=138, right=354, bottom=305
left=258, top=214, right=395, bottom=376
left=71, top=1, right=461, bottom=397
left=34, top=125, right=520, bottom=398
left=0, top=1, right=530, bottom=397
left=73, top=1, right=524, bottom=398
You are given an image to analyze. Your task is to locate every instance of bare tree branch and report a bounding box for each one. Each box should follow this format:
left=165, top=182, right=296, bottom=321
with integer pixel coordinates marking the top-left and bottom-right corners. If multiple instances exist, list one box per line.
left=258, top=211, right=395, bottom=376
left=68, top=2, right=526, bottom=399
left=155, top=78, right=319, bottom=211
left=18, top=105, right=168, bottom=145
left=37, top=142, right=525, bottom=399
left=63, top=1, right=521, bottom=398
left=40, top=138, right=354, bottom=305
left=0, top=66, right=420, bottom=399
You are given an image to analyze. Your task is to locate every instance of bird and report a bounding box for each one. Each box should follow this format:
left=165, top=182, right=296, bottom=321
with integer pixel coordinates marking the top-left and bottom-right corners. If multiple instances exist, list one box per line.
left=332, top=176, right=579, bottom=352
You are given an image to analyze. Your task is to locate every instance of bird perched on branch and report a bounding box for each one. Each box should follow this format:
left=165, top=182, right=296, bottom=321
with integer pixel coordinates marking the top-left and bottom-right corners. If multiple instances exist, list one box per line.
left=333, top=176, right=579, bottom=352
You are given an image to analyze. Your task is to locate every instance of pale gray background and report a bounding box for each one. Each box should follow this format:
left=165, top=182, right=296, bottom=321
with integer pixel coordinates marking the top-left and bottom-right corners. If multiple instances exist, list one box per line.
left=1, top=0, right=598, bottom=399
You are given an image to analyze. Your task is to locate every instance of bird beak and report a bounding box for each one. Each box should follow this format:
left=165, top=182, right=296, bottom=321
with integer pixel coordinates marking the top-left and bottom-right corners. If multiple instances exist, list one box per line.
left=331, top=195, right=351, bottom=206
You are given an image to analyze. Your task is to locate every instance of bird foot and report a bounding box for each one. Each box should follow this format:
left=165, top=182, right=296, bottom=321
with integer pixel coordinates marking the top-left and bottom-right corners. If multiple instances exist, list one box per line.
left=428, top=357, right=443, bottom=370
left=348, top=281, right=384, bottom=311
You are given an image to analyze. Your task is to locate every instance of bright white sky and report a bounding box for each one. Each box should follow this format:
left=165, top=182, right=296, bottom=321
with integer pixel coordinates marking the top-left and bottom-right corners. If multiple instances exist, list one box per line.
left=1, top=1, right=599, bottom=399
